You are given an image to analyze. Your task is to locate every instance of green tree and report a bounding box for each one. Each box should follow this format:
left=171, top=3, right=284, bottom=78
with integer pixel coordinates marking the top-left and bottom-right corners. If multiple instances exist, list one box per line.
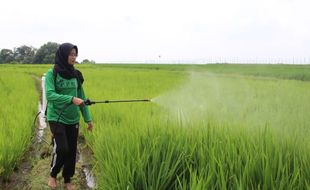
left=33, top=42, right=59, bottom=64
left=13, top=45, right=36, bottom=64
left=0, top=49, right=14, bottom=63
left=81, top=59, right=96, bottom=64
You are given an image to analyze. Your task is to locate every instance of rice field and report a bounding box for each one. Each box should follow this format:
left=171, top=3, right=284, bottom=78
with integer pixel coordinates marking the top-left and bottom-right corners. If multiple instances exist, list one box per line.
left=1, top=64, right=310, bottom=189
left=82, top=64, right=310, bottom=189
left=0, top=67, right=39, bottom=178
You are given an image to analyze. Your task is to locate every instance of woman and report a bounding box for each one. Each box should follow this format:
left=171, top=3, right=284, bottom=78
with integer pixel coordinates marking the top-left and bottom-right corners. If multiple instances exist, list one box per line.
left=45, top=43, right=93, bottom=190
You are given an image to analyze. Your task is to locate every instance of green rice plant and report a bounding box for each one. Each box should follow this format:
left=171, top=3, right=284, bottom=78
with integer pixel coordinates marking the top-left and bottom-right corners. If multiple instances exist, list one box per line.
left=81, top=64, right=310, bottom=189
left=1, top=63, right=310, bottom=189
left=90, top=64, right=310, bottom=81
left=0, top=67, right=39, bottom=178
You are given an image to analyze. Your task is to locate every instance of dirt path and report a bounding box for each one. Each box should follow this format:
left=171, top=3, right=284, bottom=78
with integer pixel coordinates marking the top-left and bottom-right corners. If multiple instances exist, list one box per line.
left=1, top=132, right=93, bottom=189
left=0, top=75, right=95, bottom=190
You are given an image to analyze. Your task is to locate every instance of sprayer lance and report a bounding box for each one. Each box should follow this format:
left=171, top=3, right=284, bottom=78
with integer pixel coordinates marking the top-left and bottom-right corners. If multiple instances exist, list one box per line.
left=84, top=99, right=150, bottom=106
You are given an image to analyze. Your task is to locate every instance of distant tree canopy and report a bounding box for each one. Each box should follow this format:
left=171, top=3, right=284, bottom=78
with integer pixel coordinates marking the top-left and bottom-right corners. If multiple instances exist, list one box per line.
left=81, top=59, right=96, bottom=64
left=33, top=42, right=59, bottom=64
left=13, top=45, right=36, bottom=64
left=0, top=42, right=95, bottom=64
left=0, top=49, right=14, bottom=63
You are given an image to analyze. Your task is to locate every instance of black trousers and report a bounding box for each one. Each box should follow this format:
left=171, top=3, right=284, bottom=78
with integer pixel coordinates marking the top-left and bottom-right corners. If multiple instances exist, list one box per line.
left=49, top=121, right=79, bottom=183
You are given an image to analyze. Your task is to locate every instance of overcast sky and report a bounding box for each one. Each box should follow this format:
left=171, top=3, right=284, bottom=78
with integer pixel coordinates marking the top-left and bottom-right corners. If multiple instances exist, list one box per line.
left=1, top=0, right=310, bottom=63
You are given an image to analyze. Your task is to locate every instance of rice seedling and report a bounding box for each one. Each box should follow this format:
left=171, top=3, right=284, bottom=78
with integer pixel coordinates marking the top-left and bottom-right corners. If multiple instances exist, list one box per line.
left=1, top=63, right=310, bottom=189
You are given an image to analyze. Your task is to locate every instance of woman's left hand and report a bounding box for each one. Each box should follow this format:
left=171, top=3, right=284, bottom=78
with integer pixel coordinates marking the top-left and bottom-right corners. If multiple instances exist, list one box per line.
left=87, top=121, right=93, bottom=131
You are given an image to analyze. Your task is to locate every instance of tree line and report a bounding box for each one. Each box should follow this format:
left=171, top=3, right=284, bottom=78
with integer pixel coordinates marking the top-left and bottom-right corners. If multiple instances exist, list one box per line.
left=0, top=42, right=95, bottom=64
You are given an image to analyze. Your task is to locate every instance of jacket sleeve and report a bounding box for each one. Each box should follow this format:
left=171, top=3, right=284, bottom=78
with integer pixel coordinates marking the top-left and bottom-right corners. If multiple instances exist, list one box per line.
left=78, top=86, right=92, bottom=123
left=45, top=70, right=73, bottom=104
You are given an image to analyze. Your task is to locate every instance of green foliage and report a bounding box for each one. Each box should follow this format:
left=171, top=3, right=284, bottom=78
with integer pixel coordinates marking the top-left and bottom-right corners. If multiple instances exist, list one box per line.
left=0, top=49, right=14, bottom=64
left=0, top=67, right=41, bottom=178
left=13, top=45, right=36, bottom=64
left=33, top=42, right=59, bottom=64
left=81, top=59, right=96, bottom=64
left=0, top=42, right=95, bottom=64
left=95, top=63, right=310, bottom=81
left=1, top=64, right=310, bottom=189
left=78, top=64, right=310, bottom=189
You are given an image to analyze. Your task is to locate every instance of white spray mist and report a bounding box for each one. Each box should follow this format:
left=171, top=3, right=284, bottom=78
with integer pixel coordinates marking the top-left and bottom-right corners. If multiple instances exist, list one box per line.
left=152, top=71, right=256, bottom=127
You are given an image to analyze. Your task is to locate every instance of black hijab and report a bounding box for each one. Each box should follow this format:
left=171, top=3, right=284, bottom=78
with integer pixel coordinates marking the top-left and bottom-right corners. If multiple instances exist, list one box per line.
left=54, top=43, right=84, bottom=88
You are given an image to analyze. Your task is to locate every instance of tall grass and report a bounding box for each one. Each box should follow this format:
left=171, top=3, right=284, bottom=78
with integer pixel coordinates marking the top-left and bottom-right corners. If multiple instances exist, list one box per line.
left=0, top=67, right=39, bottom=178
left=93, top=122, right=310, bottom=189
left=90, top=64, right=310, bottom=81
left=81, top=64, right=310, bottom=189
left=1, top=64, right=310, bottom=189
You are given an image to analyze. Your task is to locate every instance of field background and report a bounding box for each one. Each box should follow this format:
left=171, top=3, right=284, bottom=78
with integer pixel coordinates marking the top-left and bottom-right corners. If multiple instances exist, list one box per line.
left=0, top=64, right=310, bottom=189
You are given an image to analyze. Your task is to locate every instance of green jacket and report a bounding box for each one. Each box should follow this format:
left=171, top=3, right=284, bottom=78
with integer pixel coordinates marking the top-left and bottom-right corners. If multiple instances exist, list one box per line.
left=45, top=68, right=92, bottom=124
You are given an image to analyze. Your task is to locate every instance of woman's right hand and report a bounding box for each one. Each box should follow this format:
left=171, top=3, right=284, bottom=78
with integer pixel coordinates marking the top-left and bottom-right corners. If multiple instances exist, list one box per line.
left=72, top=97, right=84, bottom=106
